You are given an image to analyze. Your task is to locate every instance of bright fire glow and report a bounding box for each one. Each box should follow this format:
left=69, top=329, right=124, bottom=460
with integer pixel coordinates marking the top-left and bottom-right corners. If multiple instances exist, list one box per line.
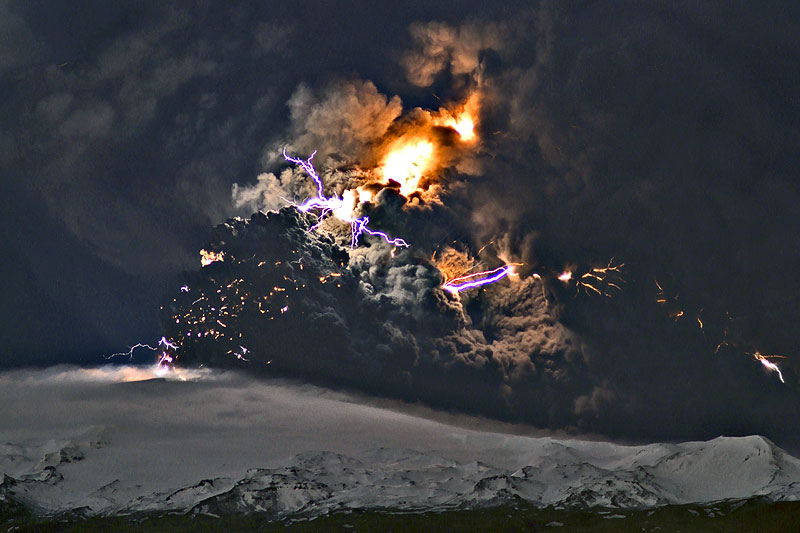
left=381, top=140, right=435, bottom=197
left=558, top=271, right=573, bottom=282
left=376, top=93, right=481, bottom=198
left=441, top=115, right=475, bottom=141
left=433, top=92, right=480, bottom=142
left=753, top=352, right=786, bottom=384
left=200, top=249, right=224, bottom=267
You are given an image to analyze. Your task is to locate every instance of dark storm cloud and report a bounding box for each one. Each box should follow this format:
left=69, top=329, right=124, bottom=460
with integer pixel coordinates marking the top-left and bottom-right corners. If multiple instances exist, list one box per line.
left=3, top=0, right=800, bottom=448
left=416, top=1, right=800, bottom=442
left=157, top=1, right=800, bottom=449
left=164, top=209, right=587, bottom=431
left=1, top=0, right=507, bottom=362
left=2, top=2, right=305, bottom=358
left=0, top=1, right=42, bottom=72
left=166, top=201, right=800, bottom=448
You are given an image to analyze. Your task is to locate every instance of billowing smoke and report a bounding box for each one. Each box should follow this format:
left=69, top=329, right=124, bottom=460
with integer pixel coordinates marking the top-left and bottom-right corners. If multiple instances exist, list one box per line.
left=162, top=207, right=590, bottom=431
left=163, top=4, right=800, bottom=446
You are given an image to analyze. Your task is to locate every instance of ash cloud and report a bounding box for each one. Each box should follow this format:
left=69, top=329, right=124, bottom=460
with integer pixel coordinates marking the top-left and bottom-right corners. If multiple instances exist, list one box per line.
left=167, top=2, right=800, bottom=448
left=401, top=20, right=507, bottom=87
left=163, top=210, right=586, bottom=425
left=3, top=1, right=800, bottom=448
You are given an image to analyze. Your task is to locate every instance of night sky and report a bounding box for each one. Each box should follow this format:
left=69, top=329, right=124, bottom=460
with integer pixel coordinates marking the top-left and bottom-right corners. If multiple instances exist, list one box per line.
left=2, top=1, right=800, bottom=450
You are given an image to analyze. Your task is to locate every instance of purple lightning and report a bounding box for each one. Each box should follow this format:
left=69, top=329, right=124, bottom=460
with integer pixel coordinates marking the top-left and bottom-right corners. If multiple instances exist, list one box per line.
left=156, top=336, right=178, bottom=371
left=283, top=149, right=409, bottom=249
left=105, top=336, right=179, bottom=372
left=283, top=148, right=325, bottom=198
left=105, top=342, right=160, bottom=360
left=443, top=265, right=514, bottom=294
left=351, top=217, right=409, bottom=248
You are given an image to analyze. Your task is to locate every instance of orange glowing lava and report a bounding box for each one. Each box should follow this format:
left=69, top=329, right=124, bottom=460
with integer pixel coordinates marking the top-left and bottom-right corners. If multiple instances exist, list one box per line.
left=381, top=139, right=436, bottom=197
left=376, top=93, right=481, bottom=199
left=200, top=249, right=224, bottom=267
left=433, top=93, right=480, bottom=142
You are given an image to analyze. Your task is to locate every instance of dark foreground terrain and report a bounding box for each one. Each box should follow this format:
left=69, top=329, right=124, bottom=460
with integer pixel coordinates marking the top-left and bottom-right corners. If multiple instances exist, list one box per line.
left=3, top=499, right=800, bottom=532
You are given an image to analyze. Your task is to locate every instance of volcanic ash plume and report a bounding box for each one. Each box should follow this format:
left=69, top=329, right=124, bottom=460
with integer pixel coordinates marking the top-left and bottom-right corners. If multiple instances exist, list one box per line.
left=161, top=206, right=594, bottom=427
left=157, top=12, right=799, bottom=443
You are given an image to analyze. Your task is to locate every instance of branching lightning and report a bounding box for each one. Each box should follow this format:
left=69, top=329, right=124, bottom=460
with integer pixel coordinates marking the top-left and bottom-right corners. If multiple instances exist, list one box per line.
left=284, top=149, right=409, bottom=249
left=105, top=336, right=178, bottom=374
left=105, top=342, right=161, bottom=360
left=155, top=336, right=177, bottom=372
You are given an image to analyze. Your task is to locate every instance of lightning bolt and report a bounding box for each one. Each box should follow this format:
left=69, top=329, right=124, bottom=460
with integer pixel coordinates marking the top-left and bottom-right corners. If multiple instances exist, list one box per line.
left=443, top=265, right=514, bottom=294
left=753, top=352, right=786, bottom=384
left=105, top=343, right=160, bottom=360
left=284, top=149, right=409, bottom=249
left=105, top=336, right=178, bottom=374
left=155, top=336, right=178, bottom=372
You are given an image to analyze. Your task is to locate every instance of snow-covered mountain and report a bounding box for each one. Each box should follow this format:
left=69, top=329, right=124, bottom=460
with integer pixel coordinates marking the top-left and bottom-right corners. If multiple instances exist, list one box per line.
left=3, top=427, right=800, bottom=518
left=2, top=367, right=799, bottom=519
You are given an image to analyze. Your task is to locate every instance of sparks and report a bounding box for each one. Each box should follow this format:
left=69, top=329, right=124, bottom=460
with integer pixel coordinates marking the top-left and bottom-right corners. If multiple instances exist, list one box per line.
left=577, top=258, right=625, bottom=297
left=753, top=352, right=786, bottom=384
left=284, top=149, right=409, bottom=249
left=443, top=265, right=513, bottom=294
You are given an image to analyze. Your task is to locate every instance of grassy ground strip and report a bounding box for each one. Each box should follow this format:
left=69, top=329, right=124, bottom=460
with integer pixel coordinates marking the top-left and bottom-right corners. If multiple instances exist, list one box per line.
left=3, top=499, right=799, bottom=532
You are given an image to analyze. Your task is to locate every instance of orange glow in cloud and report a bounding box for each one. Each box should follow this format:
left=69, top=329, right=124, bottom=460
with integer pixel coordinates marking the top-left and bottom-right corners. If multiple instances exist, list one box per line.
left=433, top=92, right=479, bottom=142
left=381, top=139, right=436, bottom=197
left=376, top=93, right=481, bottom=199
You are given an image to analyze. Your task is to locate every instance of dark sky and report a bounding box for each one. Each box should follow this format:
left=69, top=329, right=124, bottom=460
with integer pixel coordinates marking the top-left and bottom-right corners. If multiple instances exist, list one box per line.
left=2, top=1, right=800, bottom=448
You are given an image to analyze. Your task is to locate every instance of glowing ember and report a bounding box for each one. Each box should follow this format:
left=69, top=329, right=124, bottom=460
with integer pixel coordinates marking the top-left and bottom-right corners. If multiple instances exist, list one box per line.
left=200, top=249, right=225, bottom=267
left=558, top=271, right=573, bottom=282
left=433, top=92, right=480, bottom=142
left=433, top=247, right=475, bottom=285
left=753, top=352, right=786, bottom=383
left=577, top=258, right=624, bottom=297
